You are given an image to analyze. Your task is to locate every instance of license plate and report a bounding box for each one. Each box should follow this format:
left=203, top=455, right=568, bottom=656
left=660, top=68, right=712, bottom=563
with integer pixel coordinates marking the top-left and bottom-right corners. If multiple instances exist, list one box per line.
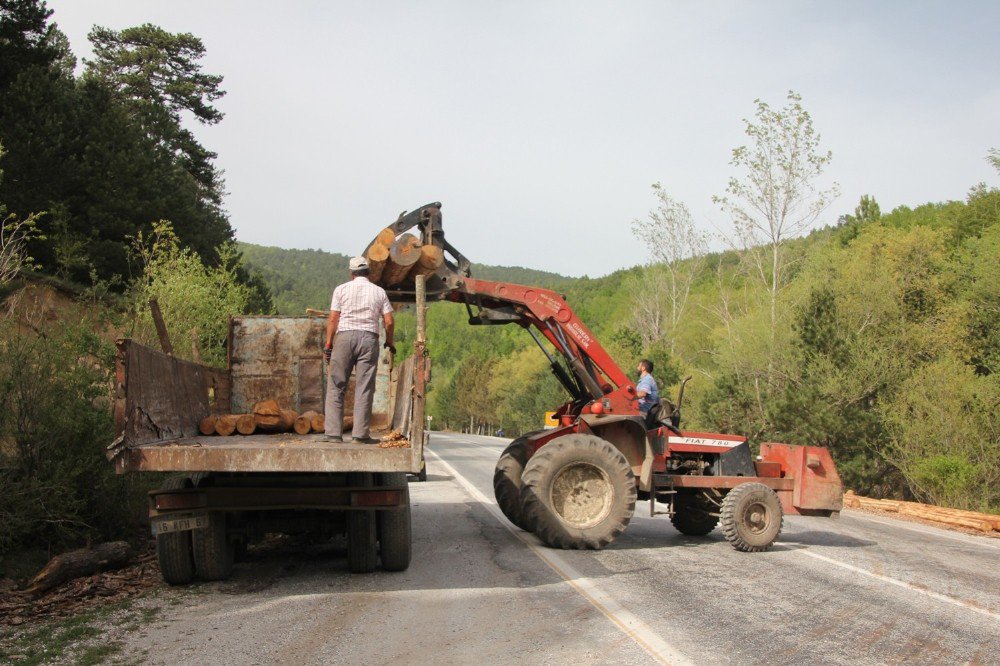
left=152, top=513, right=208, bottom=535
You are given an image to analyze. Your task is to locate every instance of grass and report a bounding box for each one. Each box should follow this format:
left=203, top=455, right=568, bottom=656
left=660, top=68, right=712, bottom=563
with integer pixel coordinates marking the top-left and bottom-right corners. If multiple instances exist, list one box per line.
left=0, top=599, right=138, bottom=665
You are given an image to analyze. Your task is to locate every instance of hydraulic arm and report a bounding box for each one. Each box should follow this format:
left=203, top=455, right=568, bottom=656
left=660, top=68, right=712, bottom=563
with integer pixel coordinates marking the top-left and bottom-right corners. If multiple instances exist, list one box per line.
left=362, top=202, right=641, bottom=419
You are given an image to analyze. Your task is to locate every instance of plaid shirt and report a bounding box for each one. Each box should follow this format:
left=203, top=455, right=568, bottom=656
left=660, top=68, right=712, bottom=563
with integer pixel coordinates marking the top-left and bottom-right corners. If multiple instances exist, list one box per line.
left=330, top=277, right=392, bottom=334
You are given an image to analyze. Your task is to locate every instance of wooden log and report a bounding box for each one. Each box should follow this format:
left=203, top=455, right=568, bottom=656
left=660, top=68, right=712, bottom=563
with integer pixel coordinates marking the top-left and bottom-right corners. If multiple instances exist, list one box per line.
left=366, top=242, right=390, bottom=284
left=407, top=244, right=444, bottom=280
left=849, top=492, right=1000, bottom=531
left=311, top=412, right=325, bottom=432
left=199, top=414, right=219, bottom=436
left=257, top=408, right=298, bottom=433
left=295, top=410, right=319, bottom=435
left=252, top=400, right=282, bottom=428
left=148, top=298, right=173, bottom=355
left=27, top=541, right=132, bottom=596
left=902, top=506, right=992, bottom=528
left=381, top=234, right=422, bottom=287
left=236, top=413, right=256, bottom=435
left=857, top=498, right=901, bottom=511
left=375, top=226, right=396, bottom=248
left=215, top=414, right=238, bottom=436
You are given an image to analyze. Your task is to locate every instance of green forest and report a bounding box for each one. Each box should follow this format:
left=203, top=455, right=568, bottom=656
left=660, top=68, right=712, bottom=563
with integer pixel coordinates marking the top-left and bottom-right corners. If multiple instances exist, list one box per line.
left=0, top=0, right=997, bottom=579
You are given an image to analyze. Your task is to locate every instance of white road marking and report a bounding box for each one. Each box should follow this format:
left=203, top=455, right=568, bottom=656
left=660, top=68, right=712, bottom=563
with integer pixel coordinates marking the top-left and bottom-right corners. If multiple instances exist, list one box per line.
left=842, top=510, right=1000, bottom=550
left=425, top=447, right=691, bottom=666
left=794, top=549, right=1000, bottom=622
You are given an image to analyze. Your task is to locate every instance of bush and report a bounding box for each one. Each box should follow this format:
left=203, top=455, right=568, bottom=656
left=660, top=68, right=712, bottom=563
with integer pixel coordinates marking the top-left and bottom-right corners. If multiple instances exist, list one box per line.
left=126, top=221, right=254, bottom=367
left=0, top=315, right=146, bottom=569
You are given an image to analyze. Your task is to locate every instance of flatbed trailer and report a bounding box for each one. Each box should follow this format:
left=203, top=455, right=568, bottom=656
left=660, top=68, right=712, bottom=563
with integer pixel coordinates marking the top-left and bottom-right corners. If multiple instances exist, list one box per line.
left=108, top=295, right=429, bottom=584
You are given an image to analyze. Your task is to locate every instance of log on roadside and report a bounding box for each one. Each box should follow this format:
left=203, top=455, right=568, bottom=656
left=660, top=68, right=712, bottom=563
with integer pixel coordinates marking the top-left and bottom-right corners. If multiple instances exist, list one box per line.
left=199, top=415, right=219, bottom=436
left=857, top=498, right=901, bottom=512
left=898, top=505, right=992, bottom=532
left=27, top=541, right=132, bottom=596
left=236, top=414, right=256, bottom=436
left=295, top=410, right=319, bottom=435
left=381, top=234, right=422, bottom=287
left=215, top=414, right=238, bottom=436
left=366, top=242, right=391, bottom=284
left=311, top=412, right=325, bottom=433
left=407, top=244, right=443, bottom=280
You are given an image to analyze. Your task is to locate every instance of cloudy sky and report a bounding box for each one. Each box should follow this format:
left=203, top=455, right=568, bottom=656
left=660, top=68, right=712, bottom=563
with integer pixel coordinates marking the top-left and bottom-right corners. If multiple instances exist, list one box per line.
left=47, top=1, right=1000, bottom=277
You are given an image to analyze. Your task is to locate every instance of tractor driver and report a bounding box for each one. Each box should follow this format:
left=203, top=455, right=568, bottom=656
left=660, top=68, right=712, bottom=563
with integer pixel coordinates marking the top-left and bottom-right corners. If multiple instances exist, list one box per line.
left=635, top=359, right=659, bottom=414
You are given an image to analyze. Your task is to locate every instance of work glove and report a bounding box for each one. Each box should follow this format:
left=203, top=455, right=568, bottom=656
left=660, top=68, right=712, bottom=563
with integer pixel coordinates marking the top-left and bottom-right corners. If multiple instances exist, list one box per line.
left=323, top=346, right=332, bottom=362
left=384, top=342, right=397, bottom=355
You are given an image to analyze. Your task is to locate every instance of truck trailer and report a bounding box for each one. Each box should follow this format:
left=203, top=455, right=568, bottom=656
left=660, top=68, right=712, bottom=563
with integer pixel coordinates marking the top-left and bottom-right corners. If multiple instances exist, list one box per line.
left=108, top=294, right=429, bottom=584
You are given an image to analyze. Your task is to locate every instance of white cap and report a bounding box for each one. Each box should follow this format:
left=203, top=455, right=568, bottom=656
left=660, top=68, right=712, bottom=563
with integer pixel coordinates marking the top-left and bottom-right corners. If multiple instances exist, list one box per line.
left=349, top=256, right=369, bottom=271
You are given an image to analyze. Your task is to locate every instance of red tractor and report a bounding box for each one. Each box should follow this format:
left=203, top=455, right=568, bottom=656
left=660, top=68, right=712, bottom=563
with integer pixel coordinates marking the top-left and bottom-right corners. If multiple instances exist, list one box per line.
left=372, top=203, right=844, bottom=552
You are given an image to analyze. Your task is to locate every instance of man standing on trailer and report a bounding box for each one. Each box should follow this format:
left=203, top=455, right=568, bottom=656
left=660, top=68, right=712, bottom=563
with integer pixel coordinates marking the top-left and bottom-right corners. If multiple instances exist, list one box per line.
left=322, top=256, right=396, bottom=443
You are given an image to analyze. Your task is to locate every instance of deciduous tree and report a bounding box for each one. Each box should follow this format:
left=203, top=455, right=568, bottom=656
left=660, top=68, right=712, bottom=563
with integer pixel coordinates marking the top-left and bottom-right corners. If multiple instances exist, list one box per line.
left=630, top=183, right=707, bottom=353
left=714, top=91, right=838, bottom=351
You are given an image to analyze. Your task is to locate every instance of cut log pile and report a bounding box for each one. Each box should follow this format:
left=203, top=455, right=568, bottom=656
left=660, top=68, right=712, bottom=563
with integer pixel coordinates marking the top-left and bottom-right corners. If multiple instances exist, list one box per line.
left=844, top=491, right=1000, bottom=533
left=199, top=401, right=329, bottom=436
left=363, top=226, right=444, bottom=289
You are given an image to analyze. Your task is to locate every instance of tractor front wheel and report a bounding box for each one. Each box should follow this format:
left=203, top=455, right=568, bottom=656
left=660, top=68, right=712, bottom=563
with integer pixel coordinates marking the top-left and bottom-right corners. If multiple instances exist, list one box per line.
left=670, top=490, right=719, bottom=536
left=520, top=434, right=636, bottom=550
left=720, top=482, right=783, bottom=552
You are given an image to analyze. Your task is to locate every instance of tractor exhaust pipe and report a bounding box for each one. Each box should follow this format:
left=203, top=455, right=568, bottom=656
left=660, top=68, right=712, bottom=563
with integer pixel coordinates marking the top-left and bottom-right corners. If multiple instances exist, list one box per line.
left=672, top=375, right=693, bottom=427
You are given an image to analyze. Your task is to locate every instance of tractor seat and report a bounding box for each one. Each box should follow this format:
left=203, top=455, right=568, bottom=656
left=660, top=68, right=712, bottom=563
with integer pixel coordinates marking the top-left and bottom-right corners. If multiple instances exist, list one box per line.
left=645, top=398, right=679, bottom=430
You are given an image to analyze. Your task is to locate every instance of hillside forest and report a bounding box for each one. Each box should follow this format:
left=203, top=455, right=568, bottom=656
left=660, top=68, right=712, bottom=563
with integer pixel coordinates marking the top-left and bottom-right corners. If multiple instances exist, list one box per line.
left=0, top=2, right=996, bottom=577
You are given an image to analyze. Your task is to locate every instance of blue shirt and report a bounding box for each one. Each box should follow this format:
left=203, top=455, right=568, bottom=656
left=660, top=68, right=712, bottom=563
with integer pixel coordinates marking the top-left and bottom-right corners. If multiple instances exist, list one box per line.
left=636, top=373, right=659, bottom=413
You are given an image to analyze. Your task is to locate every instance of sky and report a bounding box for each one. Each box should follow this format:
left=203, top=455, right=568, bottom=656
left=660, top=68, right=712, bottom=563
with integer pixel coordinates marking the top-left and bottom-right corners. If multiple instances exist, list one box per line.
left=46, top=1, right=1000, bottom=277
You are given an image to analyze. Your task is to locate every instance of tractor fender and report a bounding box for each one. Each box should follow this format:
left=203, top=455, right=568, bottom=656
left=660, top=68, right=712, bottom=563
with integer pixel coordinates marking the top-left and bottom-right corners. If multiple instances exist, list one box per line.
left=578, top=414, right=652, bottom=491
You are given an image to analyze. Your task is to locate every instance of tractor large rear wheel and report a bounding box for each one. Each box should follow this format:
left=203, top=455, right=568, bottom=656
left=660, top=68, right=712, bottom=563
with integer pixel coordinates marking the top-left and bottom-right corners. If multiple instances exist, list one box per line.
left=670, top=490, right=720, bottom=536
left=720, top=482, right=783, bottom=552
left=493, top=435, right=537, bottom=532
left=520, top=434, right=636, bottom=550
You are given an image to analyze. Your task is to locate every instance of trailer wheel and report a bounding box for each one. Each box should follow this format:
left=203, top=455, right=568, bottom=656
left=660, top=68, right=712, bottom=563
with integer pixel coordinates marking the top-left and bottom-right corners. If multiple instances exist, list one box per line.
left=416, top=457, right=427, bottom=482
left=493, top=436, right=536, bottom=532
left=720, top=482, right=783, bottom=552
left=378, top=473, right=412, bottom=571
left=670, top=490, right=720, bottom=536
left=193, top=512, right=234, bottom=581
left=520, top=434, right=636, bottom=549
left=155, top=476, right=196, bottom=585
left=347, top=473, right=378, bottom=573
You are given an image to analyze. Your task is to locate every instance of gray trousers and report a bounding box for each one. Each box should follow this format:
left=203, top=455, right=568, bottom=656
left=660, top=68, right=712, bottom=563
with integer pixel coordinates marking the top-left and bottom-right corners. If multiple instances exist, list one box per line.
left=325, top=330, right=380, bottom=438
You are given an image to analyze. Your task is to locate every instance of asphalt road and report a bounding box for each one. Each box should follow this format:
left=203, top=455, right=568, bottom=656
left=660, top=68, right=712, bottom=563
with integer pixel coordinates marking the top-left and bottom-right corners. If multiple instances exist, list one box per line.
left=123, top=433, right=1000, bottom=665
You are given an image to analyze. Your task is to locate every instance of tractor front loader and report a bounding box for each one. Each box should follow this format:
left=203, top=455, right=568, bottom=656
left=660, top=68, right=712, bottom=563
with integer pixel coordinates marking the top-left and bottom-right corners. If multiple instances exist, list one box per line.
left=367, top=202, right=844, bottom=552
